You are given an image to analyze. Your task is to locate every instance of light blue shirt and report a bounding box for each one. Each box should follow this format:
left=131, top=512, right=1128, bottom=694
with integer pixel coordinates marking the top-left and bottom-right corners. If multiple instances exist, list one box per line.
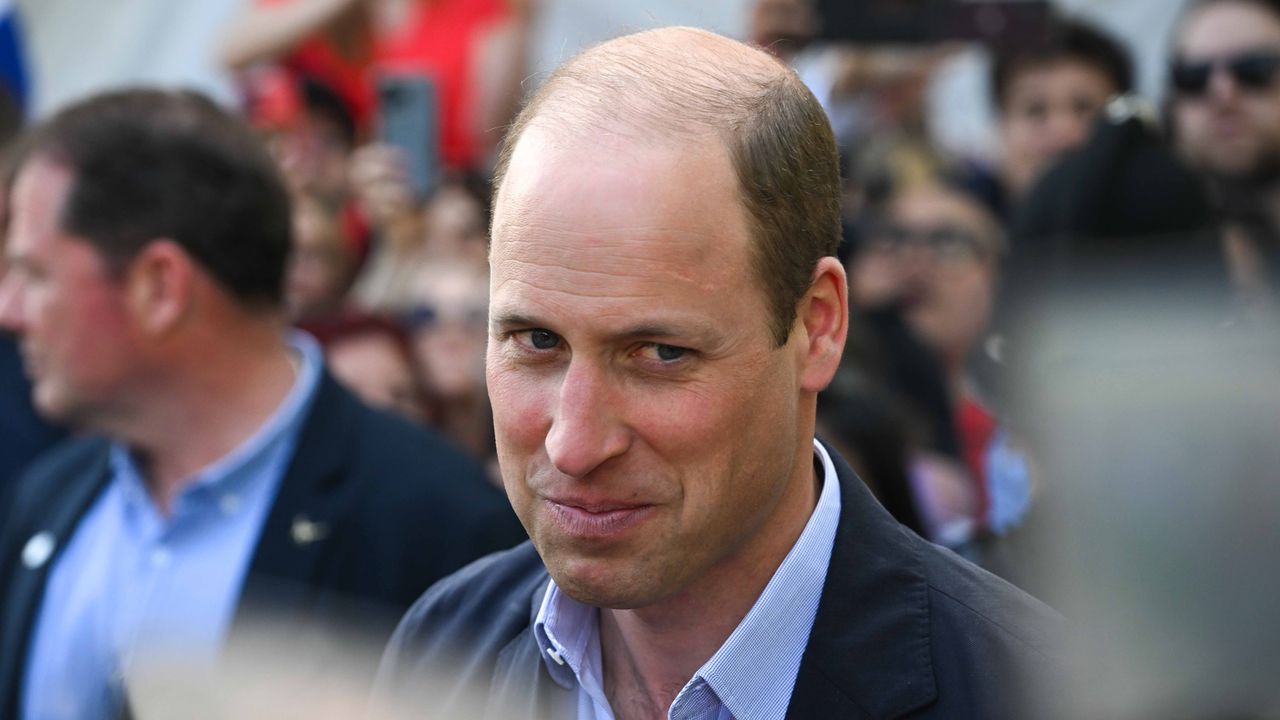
left=533, top=439, right=842, bottom=720
left=21, top=332, right=323, bottom=720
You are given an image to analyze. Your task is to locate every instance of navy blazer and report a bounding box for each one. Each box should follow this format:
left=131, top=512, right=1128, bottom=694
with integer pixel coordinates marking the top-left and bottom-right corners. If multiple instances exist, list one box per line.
left=378, top=442, right=1066, bottom=719
left=0, top=371, right=527, bottom=719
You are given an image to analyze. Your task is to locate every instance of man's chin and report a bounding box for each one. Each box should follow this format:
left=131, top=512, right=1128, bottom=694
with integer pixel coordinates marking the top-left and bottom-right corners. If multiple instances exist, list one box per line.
left=31, top=385, right=75, bottom=425
left=1199, top=144, right=1280, bottom=187
left=545, top=558, right=668, bottom=610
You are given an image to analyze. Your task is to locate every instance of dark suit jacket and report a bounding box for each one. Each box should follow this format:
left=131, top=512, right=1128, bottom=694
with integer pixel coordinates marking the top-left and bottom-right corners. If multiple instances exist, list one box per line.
left=0, top=371, right=526, bottom=719
left=378, top=442, right=1065, bottom=719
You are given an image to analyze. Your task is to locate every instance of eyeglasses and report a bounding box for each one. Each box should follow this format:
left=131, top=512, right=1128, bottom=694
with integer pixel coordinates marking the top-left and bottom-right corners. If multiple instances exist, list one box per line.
left=400, top=303, right=488, bottom=332
left=1171, top=50, right=1280, bottom=96
left=866, top=223, right=992, bottom=262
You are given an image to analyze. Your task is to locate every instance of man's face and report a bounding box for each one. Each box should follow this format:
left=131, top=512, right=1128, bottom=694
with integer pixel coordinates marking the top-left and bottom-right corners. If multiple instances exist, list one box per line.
left=487, top=126, right=811, bottom=609
left=1173, top=1, right=1280, bottom=180
left=850, top=186, right=998, bottom=371
left=1000, top=59, right=1116, bottom=197
left=0, top=158, right=141, bottom=424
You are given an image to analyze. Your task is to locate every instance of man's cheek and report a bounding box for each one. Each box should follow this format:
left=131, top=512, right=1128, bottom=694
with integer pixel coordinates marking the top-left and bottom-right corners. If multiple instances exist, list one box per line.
left=490, top=374, right=554, bottom=451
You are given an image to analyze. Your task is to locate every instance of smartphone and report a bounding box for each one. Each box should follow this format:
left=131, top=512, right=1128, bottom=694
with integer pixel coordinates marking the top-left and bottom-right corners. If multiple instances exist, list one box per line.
left=377, top=72, right=440, bottom=201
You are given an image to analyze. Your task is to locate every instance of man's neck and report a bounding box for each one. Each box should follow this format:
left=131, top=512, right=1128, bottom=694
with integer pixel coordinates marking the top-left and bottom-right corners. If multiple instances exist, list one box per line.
left=121, top=327, right=298, bottom=515
left=596, top=445, right=822, bottom=720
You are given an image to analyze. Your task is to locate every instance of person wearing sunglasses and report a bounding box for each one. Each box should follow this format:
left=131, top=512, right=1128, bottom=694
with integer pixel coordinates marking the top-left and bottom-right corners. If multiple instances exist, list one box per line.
left=1172, top=0, right=1280, bottom=180
left=1170, top=0, right=1280, bottom=318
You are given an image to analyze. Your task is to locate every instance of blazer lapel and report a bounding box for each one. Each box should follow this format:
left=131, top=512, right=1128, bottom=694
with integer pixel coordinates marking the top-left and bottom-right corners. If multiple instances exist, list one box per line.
left=236, top=372, right=358, bottom=619
left=0, top=441, right=112, bottom=720
left=787, top=442, right=938, bottom=719
left=485, top=577, right=573, bottom=720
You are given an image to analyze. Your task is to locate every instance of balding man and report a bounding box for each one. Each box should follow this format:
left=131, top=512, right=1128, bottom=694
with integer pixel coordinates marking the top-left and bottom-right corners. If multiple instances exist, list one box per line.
left=378, top=28, right=1062, bottom=719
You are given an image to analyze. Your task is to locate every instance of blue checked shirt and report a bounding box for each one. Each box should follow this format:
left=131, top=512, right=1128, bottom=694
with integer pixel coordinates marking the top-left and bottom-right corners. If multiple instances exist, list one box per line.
left=533, top=439, right=842, bottom=720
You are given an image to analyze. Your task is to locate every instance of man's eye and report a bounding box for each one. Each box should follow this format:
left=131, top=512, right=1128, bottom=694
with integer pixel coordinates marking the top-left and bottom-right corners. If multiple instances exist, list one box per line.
left=1019, top=100, right=1047, bottom=122
left=527, top=329, right=560, bottom=350
left=640, top=343, right=689, bottom=363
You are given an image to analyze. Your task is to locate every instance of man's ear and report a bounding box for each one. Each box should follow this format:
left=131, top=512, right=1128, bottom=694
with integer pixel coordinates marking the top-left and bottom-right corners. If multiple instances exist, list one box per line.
left=797, top=256, right=849, bottom=393
left=126, top=240, right=194, bottom=337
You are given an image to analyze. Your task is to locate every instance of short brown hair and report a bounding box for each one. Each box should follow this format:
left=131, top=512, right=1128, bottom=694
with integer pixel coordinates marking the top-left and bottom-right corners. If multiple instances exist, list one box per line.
left=23, top=89, right=292, bottom=308
left=492, top=27, right=840, bottom=345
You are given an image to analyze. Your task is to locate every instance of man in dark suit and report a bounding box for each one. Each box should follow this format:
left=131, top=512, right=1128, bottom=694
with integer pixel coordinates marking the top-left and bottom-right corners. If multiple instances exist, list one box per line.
left=0, top=89, right=524, bottom=720
left=377, top=26, right=1063, bottom=720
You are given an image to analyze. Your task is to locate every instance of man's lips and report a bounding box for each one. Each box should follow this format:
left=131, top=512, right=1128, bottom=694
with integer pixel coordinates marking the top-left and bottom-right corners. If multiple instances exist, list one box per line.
left=543, top=497, right=655, bottom=539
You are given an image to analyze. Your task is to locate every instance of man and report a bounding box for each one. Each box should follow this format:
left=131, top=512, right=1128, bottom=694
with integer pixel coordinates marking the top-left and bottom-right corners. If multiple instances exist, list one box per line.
left=0, top=89, right=524, bottom=719
left=973, top=17, right=1132, bottom=220
left=379, top=27, right=1062, bottom=719
left=1169, top=0, right=1280, bottom=313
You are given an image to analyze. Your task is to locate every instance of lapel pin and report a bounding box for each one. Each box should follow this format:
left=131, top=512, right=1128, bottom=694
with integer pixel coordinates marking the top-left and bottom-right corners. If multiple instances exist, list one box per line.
left=290, top=514, right=329, bottom=546
left=22, top=532, right=56, bottom=570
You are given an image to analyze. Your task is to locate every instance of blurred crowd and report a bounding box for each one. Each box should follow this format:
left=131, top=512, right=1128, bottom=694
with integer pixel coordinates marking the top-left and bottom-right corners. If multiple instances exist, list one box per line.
left=2, top=0, right=1280, bottom=715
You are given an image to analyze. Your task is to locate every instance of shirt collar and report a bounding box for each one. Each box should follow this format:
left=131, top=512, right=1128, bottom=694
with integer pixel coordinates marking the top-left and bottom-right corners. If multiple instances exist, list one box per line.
left=109, top=330, right=324, bottom=517
left=532, top=439, right=842, bottom=719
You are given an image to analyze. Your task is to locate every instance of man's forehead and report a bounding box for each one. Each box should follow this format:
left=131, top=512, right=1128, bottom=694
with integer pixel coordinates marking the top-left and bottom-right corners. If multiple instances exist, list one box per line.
left=1179, top=2, right=1280, bottom=54
left=493, top=124, right=746, bottom=257
left=12, top=157, right=73, bottom=224
left=486, top=129, right=772, bottom=339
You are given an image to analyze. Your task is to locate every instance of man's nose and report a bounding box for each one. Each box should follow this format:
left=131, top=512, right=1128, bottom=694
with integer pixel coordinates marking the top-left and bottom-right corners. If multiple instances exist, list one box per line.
left=1206, top=66, right=1243, bottom=105
left=1045, top=112, right=1091, bottom=157
left=0, top=274, right=24, bottom=332
left=544, top=359, right=631, bottom=479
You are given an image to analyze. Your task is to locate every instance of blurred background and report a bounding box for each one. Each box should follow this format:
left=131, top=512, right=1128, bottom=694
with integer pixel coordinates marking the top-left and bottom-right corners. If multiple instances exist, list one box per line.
left=2, top=0, right=1280, bottom=716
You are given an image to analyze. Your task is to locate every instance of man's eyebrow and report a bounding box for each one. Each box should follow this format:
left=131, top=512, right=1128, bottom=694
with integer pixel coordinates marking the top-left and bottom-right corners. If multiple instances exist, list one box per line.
left=492, top=311, right=716, bottom=342
left=489, top=311, right=544, bottom=329
left=609, top=324, right=698, bottom=341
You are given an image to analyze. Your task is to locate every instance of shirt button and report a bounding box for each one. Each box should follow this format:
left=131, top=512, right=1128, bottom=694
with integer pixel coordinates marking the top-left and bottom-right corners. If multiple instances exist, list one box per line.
left=546, top=646, right=566, bottom=666
left=151, top=547, right=172, bottom=568
left=219, top=494, right=242, bottom=515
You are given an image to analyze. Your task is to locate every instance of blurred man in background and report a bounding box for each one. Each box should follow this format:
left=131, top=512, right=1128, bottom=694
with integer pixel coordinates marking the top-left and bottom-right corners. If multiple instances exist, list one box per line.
left=975, top=17, right=1133, bottom=220
left=0, top=89, right=523, bottom=720
left=1170, top=0, right=1280, bottom=314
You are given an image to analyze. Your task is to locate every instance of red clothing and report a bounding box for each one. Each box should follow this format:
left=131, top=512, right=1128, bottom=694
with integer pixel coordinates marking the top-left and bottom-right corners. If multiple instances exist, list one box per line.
left=956, top=394, right=996, bottom=529
left=251, top=0, right=508, bottom=169
left=284, top=36, right=377, bottom=132
left=256, top=0, right=377, bottom=133
left=374, top=0, right=509, bottom=171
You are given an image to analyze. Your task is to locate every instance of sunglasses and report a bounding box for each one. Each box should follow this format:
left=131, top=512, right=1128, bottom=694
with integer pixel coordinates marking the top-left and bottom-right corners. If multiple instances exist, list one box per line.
left=1171, top=50, right=1280, bottom=96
